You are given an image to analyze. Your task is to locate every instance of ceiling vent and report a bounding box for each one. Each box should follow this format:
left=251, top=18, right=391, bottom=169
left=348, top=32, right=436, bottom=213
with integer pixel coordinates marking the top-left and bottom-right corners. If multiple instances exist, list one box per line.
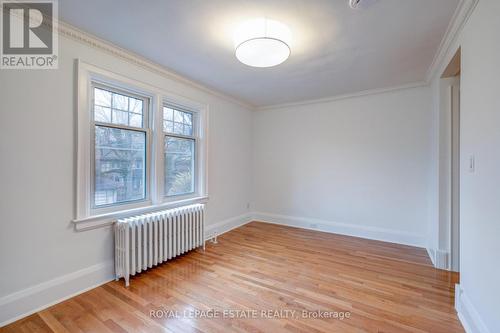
left=349, top=0, right=377, bottom=9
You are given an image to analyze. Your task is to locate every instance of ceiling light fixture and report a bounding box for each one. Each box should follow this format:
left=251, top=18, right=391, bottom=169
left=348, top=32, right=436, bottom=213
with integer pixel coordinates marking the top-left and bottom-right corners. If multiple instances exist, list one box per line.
left=233, top=18, right=291, bottom=68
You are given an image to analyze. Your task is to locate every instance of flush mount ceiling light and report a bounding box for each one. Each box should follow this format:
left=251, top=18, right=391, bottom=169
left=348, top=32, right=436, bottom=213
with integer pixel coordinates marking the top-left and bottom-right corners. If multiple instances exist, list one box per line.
left=233, top=18, right=291, bottom=68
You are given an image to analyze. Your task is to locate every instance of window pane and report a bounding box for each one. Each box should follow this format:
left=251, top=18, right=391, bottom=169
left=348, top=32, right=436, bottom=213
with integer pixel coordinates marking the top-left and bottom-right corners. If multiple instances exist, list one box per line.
left=163, top=107, right=173, bottom=121
left=94, top=106, right=111, bottom=123
left=163, top=120, right=174, bottom=133
left=94, top=126, right=146, bottom=207
left=183, top=112, right=192, bottom=126
left=173, top=122, right=183, bottom=135
left=173, top=110, right=184, bottom=123
left=129, top=98, right=143, bottom=114
left=129, top=113, right=142, bottom=127
left=183, top=124, right=192, bottom=136
left=112, top=109, right=128, bottom=126
left=112, top=93, right=128, bottom=110
left=95, top=88, right=111, bottom=107
left=165, top=136, right=194, bottom=196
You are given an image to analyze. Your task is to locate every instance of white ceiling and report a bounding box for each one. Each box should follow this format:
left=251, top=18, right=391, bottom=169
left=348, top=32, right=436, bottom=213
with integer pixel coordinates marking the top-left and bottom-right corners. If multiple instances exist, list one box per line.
left=60, top=0, right=459, bottom=107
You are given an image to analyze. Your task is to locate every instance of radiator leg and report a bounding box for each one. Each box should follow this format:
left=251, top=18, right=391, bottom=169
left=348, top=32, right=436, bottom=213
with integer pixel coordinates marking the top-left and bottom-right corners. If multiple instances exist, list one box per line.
left=212, top=235, right=218, bottom=244
left=125, top=275, right=130, bottom=287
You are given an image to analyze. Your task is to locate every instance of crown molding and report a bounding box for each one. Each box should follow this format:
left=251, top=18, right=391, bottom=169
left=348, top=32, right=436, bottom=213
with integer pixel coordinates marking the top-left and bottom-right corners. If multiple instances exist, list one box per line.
left=256, top=81, right=428, bottom=111
left=425, top=0, right=479, bottom=82
left=56, top=0, right=478, bottom=113
left=57, top=21, right=256, bottom=111
left=257, top=0, right=479, bottom=112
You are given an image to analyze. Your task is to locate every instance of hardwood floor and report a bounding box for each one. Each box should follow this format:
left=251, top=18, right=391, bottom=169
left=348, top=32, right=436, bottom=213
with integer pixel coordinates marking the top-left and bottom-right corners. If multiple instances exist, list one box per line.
left=1, top=222, right=463, bottom=333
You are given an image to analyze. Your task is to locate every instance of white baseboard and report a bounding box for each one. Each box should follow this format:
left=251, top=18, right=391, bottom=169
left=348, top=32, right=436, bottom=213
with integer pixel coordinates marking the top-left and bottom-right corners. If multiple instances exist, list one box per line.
left=253, top=212, right=426, bottom=247
left=435, top=249, right=449, bottom=270
left=0, top=261, right=114, bottom=327
left=426, top=248, right=452, bottom=270
left=205, top=212, right=253, bottom=241
left=455, top=284, right=491, bottom=333
left=427, top=247, right=436, bottom=266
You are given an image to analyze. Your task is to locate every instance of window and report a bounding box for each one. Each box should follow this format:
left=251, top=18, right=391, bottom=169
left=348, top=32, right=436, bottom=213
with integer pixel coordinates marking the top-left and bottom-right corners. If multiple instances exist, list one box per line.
left=163, top=106, right=196, bottom=197
left=92, top=85, right=149, bottom=208
left=75, top=62, right=208, bottom=230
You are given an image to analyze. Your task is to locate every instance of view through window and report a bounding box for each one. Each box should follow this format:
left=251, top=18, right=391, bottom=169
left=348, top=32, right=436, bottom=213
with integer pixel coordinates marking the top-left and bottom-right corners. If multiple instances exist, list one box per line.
left=93, top=87, right=147, bottom=207
left=163, top=106, right=195, bottom=197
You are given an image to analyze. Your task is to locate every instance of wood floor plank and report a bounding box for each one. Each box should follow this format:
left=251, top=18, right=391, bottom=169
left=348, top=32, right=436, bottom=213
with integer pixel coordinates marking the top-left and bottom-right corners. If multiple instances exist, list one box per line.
left=38, top=310, right=71, bottom=333
left=0, top=222, right=464, bottom=333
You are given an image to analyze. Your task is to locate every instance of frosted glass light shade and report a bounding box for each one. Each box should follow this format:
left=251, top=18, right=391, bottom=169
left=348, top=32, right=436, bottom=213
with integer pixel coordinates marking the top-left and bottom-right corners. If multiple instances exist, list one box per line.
left=233, top=18, right=291, bottom=68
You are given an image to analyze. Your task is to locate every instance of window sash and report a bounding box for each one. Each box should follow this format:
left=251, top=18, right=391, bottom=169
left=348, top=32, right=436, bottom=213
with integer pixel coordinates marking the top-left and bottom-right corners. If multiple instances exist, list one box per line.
left=90, top=83, right=152, bottom=213
left=162, top=105, right=196, bottom=138
left=92, top=124, right=148, bottom=208
left=162, top=103, right=199, bottom=200
left=92, top=83, right=150, bottom=129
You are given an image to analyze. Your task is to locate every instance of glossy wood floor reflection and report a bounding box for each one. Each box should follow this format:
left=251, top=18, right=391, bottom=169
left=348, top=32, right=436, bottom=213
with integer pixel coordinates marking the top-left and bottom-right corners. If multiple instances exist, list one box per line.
left=1, top=222, right=463, bottom=333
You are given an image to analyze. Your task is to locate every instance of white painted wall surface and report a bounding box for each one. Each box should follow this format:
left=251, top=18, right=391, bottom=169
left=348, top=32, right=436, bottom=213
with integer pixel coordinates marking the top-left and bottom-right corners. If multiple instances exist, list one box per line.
left=457, top=5, right=500, bottom=326
left=252, top=86, right=433, bottom=246
left=0, top=32, right=253, bottom=324
left=428, top=0, right=500, bottom=331
left=450, top=0, right=499, bottom=331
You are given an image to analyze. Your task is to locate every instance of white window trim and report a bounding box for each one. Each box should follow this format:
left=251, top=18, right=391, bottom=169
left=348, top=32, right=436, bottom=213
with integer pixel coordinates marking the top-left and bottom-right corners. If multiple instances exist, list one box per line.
left=74, top=60, right=208, bottom=231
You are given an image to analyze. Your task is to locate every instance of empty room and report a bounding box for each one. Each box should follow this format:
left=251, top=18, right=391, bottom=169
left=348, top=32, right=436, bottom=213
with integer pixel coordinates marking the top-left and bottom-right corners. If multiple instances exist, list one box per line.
left=1, top=0, right=499, bottom=332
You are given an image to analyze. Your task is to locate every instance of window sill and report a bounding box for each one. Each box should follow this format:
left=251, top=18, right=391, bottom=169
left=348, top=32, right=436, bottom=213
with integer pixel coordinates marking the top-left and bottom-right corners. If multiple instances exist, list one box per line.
left=72, top=196, right=209, bottom=232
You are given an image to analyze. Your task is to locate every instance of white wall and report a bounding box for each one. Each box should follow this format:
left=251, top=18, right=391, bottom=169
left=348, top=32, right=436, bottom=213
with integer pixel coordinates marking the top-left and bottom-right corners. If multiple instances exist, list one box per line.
left=252, top=86, right=433, bottom=247
left=0, top=30, right=253, bottom=324
left=430, top=0, right=500, bottom=331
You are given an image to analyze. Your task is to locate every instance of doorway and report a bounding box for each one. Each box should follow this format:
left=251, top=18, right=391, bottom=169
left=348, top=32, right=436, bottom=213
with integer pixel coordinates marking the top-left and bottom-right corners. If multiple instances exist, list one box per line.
left=441, top=48, right=461, bottom=272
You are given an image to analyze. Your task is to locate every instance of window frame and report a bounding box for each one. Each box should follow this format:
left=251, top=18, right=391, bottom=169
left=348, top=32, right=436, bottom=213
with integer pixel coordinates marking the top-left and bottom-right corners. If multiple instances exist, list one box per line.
left=75, top=60, right=208, bottom=231
left=90, top=82, right=152, bottom=213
